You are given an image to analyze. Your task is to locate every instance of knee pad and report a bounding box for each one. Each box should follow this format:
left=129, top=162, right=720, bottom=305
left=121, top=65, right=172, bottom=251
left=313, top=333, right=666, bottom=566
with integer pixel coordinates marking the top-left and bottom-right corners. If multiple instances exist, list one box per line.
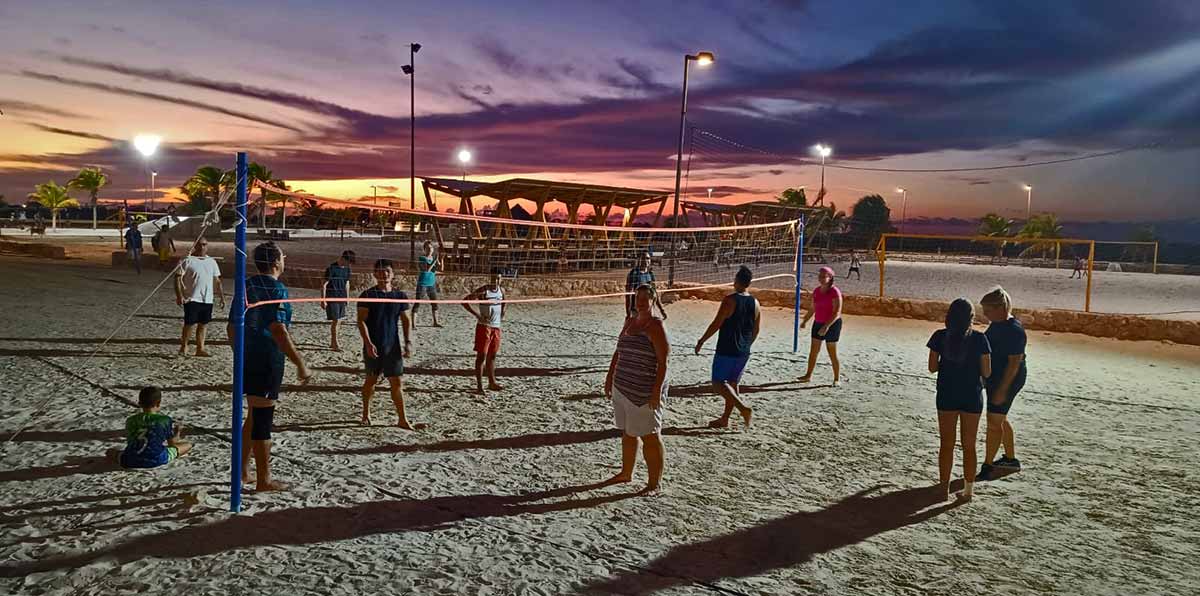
left=251, top=406, right=275, bottom=440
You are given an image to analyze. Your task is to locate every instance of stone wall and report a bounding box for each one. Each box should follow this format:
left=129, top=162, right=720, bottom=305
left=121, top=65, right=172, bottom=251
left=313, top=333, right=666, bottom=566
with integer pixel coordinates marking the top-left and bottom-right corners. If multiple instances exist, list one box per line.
left=676, top=286, right=1200, bottom=346
left=2, top=240, right=67, bottom=259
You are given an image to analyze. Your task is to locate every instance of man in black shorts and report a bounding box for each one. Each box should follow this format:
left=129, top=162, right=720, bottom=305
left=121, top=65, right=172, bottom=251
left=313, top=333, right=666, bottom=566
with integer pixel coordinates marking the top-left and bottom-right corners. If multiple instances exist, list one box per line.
left=236, top=241, right=311, bottom=492
left=356, top=259, right=416, bottom=428
left=174, top=238, right=224, bottom=357
left=321, top=250, right=355, bottom=351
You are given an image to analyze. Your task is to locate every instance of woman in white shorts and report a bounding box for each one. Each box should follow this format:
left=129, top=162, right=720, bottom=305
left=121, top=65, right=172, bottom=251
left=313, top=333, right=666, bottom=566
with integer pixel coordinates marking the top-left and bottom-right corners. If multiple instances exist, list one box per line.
left=604, top=284, right=670, bottom=494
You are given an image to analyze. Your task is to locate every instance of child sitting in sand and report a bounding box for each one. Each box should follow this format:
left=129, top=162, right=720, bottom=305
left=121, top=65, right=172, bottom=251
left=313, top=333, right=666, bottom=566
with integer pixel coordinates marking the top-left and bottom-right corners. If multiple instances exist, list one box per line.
left=109, top=386, right=192, bottom=468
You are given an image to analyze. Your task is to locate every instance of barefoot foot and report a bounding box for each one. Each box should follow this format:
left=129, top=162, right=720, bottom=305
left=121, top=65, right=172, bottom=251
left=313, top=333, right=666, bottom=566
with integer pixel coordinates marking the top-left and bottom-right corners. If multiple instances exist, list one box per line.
left=194, top=350, right=212, bottom=357
left=255, top=480, right=290, bottom=492
left=606, top=473, right=633, bottom=484
left=707, top=417, right=729, bottom=429
left=488, top=383, right=504, bottom=391
left=798, top=375, right=812, bottom=383
left=740, top=408, right=753, bottom=429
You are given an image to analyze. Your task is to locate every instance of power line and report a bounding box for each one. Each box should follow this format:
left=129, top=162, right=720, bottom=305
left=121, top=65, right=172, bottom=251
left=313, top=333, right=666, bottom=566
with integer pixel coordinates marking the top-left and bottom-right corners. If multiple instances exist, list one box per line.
left=694, top=129, right=1162, bottom=173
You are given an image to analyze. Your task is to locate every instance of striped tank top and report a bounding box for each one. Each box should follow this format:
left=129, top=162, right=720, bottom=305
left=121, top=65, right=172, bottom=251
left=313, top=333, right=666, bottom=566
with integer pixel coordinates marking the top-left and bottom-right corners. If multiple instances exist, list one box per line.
left=614, top=332, right=663, bottom=406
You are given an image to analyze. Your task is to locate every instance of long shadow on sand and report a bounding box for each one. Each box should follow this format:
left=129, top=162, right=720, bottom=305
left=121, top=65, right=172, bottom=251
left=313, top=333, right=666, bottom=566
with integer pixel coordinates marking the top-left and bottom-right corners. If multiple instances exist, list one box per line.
left=577, top=483, right=962, bottom=595
left=319, top=426, right=724, bottom=456
left=667, top=381, right=826, bottom=399
left=0, top=456, right=121, bottom=482
left=0, top=481, right=639, bottom=578
left=0, top=336, right=229, bottom=347
left=314, top=364, right=607, bottom=378
left=3, top=429, right=124, bottom=443
left=0, top=348, right=175, bottom=359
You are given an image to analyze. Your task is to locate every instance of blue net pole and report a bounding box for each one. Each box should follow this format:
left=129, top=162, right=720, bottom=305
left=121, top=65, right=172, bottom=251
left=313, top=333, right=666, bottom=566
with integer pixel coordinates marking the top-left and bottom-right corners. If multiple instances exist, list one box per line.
left=230, top=152, right=248, bottom=512
left=792, top=216, right=805, bottom=353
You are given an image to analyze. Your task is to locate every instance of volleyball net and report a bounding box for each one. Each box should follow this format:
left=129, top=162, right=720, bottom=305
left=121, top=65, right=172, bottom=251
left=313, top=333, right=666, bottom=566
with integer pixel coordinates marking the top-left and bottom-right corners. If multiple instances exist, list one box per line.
left=245, top=180, right=804, bottom=303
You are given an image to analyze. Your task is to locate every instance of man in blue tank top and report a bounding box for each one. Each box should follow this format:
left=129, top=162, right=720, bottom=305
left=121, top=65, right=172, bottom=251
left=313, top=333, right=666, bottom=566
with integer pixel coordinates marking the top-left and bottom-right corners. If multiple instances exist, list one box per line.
left=694, top=265, right=759, bottom=429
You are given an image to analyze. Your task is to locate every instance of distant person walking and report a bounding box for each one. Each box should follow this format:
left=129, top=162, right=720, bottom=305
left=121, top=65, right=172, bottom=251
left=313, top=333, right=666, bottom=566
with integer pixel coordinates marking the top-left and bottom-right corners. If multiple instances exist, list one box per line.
left=153, top=223, right=175, bottom=270
left=124, top=223, right=144, bottom=274
left=847, top=251, right=862, bottom=280
left=799, top=266, right=844, bottom=386
left=174, top=237, right=225, bottom=357
left=694, top=265, right=759, bottom=429
left=414, top=240, right=444, bottom=327
left=321, top=250, right=356, bottom=351
left=1070, top=255, right=1086, bottom=279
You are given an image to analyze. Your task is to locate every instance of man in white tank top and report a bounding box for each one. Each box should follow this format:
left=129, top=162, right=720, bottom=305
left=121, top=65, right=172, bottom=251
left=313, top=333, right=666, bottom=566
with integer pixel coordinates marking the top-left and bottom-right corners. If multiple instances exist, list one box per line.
left=462, top=271, right=506, bottom=395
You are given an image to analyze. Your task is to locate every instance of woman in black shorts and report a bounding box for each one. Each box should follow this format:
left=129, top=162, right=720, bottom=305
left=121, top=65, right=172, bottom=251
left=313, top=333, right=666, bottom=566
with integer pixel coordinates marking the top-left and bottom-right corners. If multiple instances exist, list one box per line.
left=979, top=287, right=1027, bottom=481
left=927, top=298, right=991, bottom=501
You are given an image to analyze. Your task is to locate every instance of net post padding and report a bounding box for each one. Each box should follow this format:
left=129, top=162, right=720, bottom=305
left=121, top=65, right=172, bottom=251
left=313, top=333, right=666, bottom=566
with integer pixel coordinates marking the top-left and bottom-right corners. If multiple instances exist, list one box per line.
left=878, top=233, right=1096, bottom=312
left=230, top=153, right=248, bottom=513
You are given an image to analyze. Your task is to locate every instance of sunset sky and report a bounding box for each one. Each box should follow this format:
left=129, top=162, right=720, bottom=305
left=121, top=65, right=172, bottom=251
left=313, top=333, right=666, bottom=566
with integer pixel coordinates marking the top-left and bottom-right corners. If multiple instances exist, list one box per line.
left=1, top=0, right=1197, bottom=223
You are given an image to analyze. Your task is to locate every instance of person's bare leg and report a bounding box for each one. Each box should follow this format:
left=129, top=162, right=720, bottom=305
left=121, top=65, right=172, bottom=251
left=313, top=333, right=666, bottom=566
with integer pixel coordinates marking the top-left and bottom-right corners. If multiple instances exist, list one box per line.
left=959, top=412, right=981, bottom=500
left=194, top=323, right=210, bottom=356
left=179, top=324, right=194, bottom=355
left=472, top=353, right=486, bottom=394
left=431, top=306, right=442, bottom=327
left=984, top=413, right=1005, bottom=466
left=330, top=320, right=341, bottom=351
left=240, top=406, right=253, bottom=484
left=389, top=376, right=413, bottom=429
left=362, top=373, right=379, bottom=425
left=710, top=381, right=750, bottom=428
left=172, top=441, right=193, bottom=457
left=1002, top=418, right=1016, bottom=460
left=641, top=433, right=664, bottom=493
left=486, top=354, right=502, bottom=390
left=827, top=342, right=841, bottom=386
left=253, top=438, right=285, bottom=491
left=609, top=434, right=638, bottom=483
left=799, top=339, right=822, bottom=381
left=936, top=411, right=958, bottom=501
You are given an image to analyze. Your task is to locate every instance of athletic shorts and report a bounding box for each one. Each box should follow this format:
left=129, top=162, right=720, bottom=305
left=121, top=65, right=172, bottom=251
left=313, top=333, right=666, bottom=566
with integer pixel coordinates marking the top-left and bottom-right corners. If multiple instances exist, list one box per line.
left=414, top=285, right=438, bottom=310
left=183, top=301, right=214, bottom=325
left=119, top=446, right=178, bottom=469
left=812, top=319, right=843, bottom=343
left=365, top=349, right=404, bottom=377
left=325, top=300, right=347, bottom=321
left=474, top=324, right=501, bottom=355
left=936, top=392, right=984, bottom=414
left=987, top=368, right=1026, bottom=415
left=244, top=358, right=285, bottom=401
left=612, top=385, right=663, bottom=438
left=711, top=354, right=750, bottom=384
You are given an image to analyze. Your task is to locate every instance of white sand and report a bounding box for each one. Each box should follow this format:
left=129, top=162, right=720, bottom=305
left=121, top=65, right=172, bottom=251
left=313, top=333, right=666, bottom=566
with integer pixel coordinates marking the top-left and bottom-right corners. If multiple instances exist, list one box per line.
left=1, top=254, right=1198, bottom=595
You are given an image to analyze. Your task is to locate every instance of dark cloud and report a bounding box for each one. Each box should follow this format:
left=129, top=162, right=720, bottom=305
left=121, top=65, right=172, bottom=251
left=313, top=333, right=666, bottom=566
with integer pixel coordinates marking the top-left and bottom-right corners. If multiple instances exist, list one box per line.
left=0, top=99, right=84, bottom=120
left=472, top=38, right=577, bottom=82
left=19, top=70, right=305, bottom=133
left=25, top=124, right=116, bottom=142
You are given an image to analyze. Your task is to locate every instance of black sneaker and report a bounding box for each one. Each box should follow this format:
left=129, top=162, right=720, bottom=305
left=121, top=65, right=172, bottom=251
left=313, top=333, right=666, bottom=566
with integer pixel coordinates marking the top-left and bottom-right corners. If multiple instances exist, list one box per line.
left=977, top=463, right=996, bottom=481
left=994, top=457, right=1022, bottom=470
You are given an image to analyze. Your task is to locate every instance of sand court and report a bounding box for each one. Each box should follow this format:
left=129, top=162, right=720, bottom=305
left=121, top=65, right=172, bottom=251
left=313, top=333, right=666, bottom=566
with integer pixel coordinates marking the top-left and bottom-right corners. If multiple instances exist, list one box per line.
left=1, top=255, right=1198, bottom=595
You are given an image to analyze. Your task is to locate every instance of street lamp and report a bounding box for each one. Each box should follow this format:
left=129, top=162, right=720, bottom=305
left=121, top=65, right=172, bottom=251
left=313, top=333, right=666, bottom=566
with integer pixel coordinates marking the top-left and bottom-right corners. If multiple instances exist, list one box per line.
left=1023, top=184, right=1033, bottom=221
left=457, top=149, right=472, bottom=181
left=895, top=187, right=908, bottom=251
left=402, top=42, right=421, bottom=264
left=669, top=50, right=714, bottom=287
left=707, top=188, right=713, bottom=200
left=813, top=144, right=832, bottom=206
left=134, top=134, right=161, bottom=211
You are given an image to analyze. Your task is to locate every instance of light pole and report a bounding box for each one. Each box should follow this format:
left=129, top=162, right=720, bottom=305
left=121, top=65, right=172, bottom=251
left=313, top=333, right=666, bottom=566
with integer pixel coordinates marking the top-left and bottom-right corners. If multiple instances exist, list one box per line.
left=134, top=134, right=160, bottom=212
left=457, top=149, right=472, bottom=181
left=669, top=50, right=714, bottom=287
left=895, top=187, right=908, bottom=251
left=402, top=43, right=421, bottom=264
left=707, top=187, right=713, bottom=200
left=813, top=144, right=832, bottom=206
left=1023, top=184, right=1033, bottom=221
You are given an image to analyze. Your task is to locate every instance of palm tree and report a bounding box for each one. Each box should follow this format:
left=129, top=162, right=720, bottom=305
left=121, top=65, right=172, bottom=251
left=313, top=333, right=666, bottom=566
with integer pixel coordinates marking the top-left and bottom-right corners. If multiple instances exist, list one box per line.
left=67, top=167, right=109, bottom=230
left=28, top=181, right=79, bottom=229
left=185, top=166, right=232, bottom=216
left=978, top=213, right=1013, bottom=256
left=776, top=187, right=807, bottom=208
left=1018, top=213, right=1064, bottom=258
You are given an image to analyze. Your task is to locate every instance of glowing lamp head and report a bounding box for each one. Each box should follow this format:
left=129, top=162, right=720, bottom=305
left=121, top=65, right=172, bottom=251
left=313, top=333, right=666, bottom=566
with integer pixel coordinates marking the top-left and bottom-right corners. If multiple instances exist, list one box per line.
left=457, top=149, right=472, bottom=165
left=1023, top=184, right=1033, bottom=191
left=895, top=187, right=905, bottom=193
left=814, top=144, right=832, bottom=158
left=134, top=134, right=161, bottom=157
left=694, top=51, right=715, bottom=66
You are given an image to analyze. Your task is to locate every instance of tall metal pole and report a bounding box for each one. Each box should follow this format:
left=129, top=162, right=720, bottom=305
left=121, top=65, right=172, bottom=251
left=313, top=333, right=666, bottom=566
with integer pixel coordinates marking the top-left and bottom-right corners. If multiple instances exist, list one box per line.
left=819, top=154, right=826, bottom=201
left=899, top=188, right=907, bottom=252
left=408, top=43, right=417, bottom=267
left=230, top=152, right=248, bottom=513
left=792, top=216, right=805, bottom=353
left=668, top=55, right=691, bottom=288
left=1026, top=187, right=1032, bottom=221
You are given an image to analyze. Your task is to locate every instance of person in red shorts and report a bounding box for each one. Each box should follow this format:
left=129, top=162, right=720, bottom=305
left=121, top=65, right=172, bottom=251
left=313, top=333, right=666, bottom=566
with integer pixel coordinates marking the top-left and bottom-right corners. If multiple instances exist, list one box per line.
left=463, top=270, right=505, bottom=395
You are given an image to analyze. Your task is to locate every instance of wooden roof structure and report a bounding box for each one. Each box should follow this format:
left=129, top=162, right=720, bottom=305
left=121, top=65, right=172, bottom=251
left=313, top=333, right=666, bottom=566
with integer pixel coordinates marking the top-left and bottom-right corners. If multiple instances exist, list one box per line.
left=682, top=200, right=825, bottom=226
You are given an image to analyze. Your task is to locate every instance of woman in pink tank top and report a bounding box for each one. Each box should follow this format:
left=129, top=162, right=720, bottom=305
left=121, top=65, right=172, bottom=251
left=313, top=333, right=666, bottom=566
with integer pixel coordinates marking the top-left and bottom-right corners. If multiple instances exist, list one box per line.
left=799, top=266, right=844, bottom=386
